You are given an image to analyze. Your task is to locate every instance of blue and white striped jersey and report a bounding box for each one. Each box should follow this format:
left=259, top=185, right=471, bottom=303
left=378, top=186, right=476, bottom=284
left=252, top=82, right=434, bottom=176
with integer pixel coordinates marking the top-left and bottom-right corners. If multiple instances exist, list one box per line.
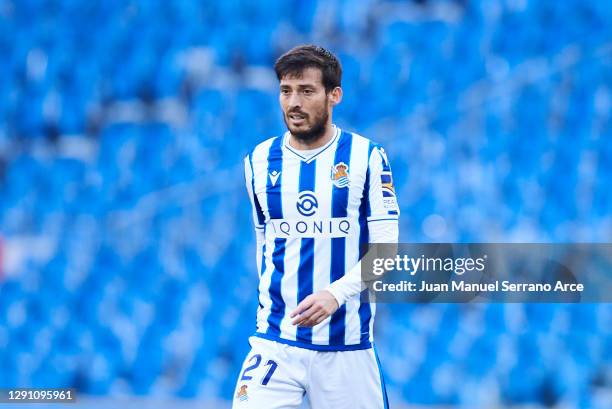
left=244, top=126, right=399, bottom=351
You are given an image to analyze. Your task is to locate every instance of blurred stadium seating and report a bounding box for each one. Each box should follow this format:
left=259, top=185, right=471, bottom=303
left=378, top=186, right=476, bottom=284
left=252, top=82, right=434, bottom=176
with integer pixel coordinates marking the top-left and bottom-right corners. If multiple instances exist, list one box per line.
left=0, top=0, right=610, bottom=407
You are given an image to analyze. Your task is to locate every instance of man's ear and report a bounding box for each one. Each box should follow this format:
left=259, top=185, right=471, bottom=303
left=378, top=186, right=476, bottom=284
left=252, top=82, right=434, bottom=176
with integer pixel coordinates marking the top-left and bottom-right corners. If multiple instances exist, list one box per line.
left=329, top=87, right=343, bottom=106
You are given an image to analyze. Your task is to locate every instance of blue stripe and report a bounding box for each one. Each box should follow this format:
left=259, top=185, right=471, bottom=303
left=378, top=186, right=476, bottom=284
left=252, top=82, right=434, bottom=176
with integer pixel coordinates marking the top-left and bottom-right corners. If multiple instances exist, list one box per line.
left=253, top=332, right=371, bottom=351
left=360, top=144, right=374, bottom=257
left=265, top=137, right=285, bottom=337
left=248, top=153, right=266, bottom=226
left=365, top=143, right=375, bottom=220
left=267, top=239, right=286, bottom=337
left=331, top=131, right=352, bottom=217
left=358, top=142, right=374, bottom=344
left=374, top=345, right=390, bottom=409
left=380, top=174, right=392, bottom=184
left=266, top=138, right=284, bottom=220
left=358, top=292, right=372, bottom=344
left=382, top=190, right=394, bottom=198
left=296, top=159, right=316, bottom=343
left=259, top=242, right=266, bottom=277
left=330, top=241, right=346, bottom=345
left=329, top=130, right=353, bottom=345
left=257, top=237, right=266, bottom=310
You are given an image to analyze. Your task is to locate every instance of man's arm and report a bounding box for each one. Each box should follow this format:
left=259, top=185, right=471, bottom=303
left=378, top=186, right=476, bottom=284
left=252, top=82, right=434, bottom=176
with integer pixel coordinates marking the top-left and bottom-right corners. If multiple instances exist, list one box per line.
left=244, top=155, right=266, bottom=274
left=291, top=144, right=400, bottom=327
left=324, top=222, right=398, bottom=307
left=326, top=144, right=399, bottom=306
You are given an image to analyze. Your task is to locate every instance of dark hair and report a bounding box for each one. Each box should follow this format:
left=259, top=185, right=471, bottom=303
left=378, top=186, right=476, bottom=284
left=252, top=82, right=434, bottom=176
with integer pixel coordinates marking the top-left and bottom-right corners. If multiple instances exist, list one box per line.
left=274, top=45, right=342, bottom=93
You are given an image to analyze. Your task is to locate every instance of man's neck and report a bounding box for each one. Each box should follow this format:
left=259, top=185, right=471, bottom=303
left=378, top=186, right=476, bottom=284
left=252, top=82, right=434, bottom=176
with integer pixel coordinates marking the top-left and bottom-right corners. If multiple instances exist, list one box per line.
left=288, top=123, right=335, bottom=151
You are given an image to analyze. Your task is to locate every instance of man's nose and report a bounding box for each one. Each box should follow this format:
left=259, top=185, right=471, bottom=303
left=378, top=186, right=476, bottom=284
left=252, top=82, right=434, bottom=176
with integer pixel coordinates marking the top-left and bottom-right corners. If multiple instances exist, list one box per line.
left=288, top=92, right=302, bottom=109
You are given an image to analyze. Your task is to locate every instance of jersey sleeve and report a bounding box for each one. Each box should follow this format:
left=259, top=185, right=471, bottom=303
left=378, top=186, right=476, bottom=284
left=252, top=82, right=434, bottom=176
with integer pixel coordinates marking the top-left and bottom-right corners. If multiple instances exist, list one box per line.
left=366, top=144, right=400, bottom=224
left=244, top=154, right=266, bottom=273
left=244, top=154, right=266, bottom=229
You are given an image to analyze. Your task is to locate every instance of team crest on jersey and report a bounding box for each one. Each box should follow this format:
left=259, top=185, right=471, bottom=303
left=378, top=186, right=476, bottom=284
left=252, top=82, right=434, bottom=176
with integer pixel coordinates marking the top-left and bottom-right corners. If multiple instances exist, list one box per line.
left=236, top=385, right=248, bottom=402
left=331, top=162, right=350, bottom=188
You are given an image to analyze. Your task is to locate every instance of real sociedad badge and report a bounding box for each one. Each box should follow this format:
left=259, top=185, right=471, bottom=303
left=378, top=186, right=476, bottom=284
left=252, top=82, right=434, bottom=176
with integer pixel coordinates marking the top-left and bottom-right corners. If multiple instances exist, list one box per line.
left=331, top=162, right=350, bottom=188
left=236, top=385, right=248, bottom=402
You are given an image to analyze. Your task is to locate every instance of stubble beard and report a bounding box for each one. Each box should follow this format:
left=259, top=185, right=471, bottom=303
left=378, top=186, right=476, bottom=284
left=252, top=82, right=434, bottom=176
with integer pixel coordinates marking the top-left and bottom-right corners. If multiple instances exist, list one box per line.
left=284, top=104, right=329, bottom=145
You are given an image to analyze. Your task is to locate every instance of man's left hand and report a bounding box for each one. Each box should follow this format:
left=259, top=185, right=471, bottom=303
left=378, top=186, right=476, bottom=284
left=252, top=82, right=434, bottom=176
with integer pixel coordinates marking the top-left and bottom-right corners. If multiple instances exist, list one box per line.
left=290, top=291, right=340, bottom=327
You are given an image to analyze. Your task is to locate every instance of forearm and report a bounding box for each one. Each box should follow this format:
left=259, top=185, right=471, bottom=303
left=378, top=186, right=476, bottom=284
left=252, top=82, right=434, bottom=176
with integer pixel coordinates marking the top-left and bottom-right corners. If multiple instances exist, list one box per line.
left=326, top=221, right=398, bottom=306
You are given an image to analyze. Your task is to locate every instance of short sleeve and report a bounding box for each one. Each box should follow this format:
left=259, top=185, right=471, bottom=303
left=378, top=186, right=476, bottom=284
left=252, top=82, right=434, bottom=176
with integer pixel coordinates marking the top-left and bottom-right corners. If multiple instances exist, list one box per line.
left=366, top=145, right=400, bottom=223
left=244, top=154, right=265, bottom=230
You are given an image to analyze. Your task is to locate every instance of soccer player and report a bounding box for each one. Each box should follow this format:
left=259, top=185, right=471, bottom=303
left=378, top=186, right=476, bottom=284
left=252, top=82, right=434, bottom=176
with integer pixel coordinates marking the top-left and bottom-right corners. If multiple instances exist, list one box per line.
left=234, top=45, right=399, bottom=409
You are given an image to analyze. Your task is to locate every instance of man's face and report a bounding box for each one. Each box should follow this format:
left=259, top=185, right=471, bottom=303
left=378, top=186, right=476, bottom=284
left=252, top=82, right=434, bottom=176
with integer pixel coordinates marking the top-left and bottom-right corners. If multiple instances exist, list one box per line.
left=279, top=67, right=331, bottom=143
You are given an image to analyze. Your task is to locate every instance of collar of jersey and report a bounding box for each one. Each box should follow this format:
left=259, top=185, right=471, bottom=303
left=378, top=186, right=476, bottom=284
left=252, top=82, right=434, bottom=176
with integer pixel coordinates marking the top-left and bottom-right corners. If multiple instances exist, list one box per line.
left=282, top=125, right=340, bottom=163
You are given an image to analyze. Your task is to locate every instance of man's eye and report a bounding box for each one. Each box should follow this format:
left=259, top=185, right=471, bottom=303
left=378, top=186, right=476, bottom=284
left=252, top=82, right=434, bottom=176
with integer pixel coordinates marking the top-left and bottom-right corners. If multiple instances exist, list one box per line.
left=303, top=89, right=313, bottom=95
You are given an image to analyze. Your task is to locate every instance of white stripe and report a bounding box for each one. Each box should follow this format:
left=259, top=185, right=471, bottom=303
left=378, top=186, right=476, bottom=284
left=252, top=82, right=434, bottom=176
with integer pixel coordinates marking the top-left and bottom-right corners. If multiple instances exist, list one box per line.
left=344, top=134, right=371, bottom=345
left=311, top=142, right=337, bottom=344
left=369, top=302, right=376, bottom=344
left=277, top=150, right=302, bottom=341
left=344, top=297, right=363, bottom=345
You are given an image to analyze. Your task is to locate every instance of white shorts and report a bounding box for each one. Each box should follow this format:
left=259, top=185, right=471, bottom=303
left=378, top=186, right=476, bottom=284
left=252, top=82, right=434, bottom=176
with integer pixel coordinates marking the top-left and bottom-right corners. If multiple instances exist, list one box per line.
left=231, top=336, right=389, bottom=409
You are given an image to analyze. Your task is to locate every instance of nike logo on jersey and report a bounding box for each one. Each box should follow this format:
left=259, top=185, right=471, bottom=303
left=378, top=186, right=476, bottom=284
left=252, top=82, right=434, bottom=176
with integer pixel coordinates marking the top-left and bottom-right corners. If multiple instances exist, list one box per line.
left=269, top=170, right=281, bottom=186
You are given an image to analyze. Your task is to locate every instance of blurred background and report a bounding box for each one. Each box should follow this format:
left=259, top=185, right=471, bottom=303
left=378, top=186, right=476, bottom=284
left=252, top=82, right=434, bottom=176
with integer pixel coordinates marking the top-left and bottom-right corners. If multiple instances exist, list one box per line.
left=0, top=0, right=610, bottom=408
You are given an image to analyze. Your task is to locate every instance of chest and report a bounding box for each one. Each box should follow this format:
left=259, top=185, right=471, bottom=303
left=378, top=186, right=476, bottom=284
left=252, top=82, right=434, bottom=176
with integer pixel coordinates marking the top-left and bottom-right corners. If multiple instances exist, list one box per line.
left=253, top=151, right=368, bottom=221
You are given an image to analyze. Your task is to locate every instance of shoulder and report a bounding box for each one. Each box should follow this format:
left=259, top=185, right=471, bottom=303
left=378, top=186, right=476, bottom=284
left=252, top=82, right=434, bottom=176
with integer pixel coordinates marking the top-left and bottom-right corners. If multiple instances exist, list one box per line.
left=246, top=135, right=282, bottom=163
left=342, top=130, right=393, bottom=174
left=339, top=129, right=386, bottom=158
